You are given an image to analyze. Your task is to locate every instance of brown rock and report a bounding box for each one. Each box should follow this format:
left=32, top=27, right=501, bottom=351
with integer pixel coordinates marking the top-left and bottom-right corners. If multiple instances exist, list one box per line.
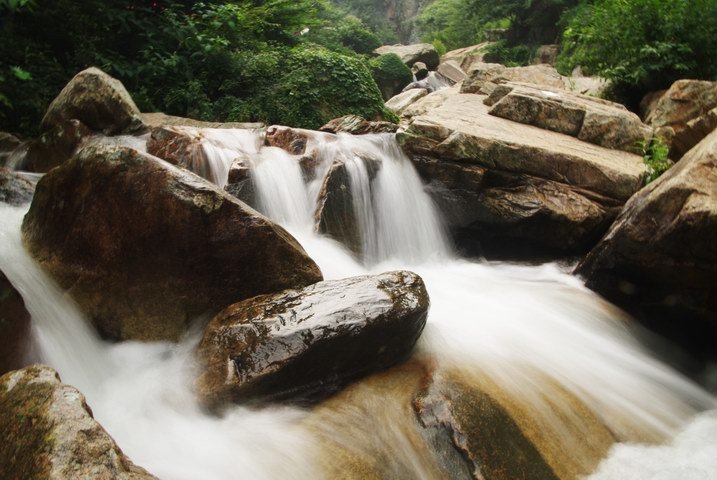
left=441, top=43, right=491, bottom=74
left=576, top=128, right=717, bottom=354
left=196, top=271, right=429, bottom=407
left=373, top=44, right=440, bottom=70
left=486, top=82, right=651, bottom=152
left=265, top=125, right=311, bottom=155
left=22, top=145, right=322, bottom=341
left=437, top=60, right=467, bottom=84
left=645, top=79, right=717, bottom=158
left=0, top=365, right=157, bottom=480
left=0, top=168, right=35, bottom=206
left=15, top=119, right=92, bottom=172
left=398, top=90, right=645, bottom=256
left=41, top=67, right=145, bottom=135
left=532, top=44, right=560, bottom=65
left=0, top=271, right=31, bottom=375
left=141, top=112, right=263, bottom=130
left=0, top=132, right=21, bottom=166
left=320, top=115, right=398, bottom=135
left=461, top=64, right=566, bottom=94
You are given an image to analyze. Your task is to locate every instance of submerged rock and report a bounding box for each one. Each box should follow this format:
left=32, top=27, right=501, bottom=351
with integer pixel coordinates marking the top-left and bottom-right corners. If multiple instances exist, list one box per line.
left=0, top=365, right=157, bottom=479
left=373, top=44, right=440, bottom=70
left=0, top=271, right=31, bottom=375
left=22, top=145, right=322, bottom=341
left=0, top=168, right=34, bottom=206
left=398, top=89, right=645, bottom=257
left=196, top=271, right=429, bottom=407
left=576, top=128, right=717, bottom=355
left=41, top=67, right=145, bottom=136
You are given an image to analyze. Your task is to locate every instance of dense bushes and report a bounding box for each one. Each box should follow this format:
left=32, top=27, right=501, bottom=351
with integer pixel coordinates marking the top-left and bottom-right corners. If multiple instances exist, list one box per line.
left=367, top=53, right=413, bottom=100
left=0, top=0, right=393, bottom=135
left=558, top=0, right=717, bottom=100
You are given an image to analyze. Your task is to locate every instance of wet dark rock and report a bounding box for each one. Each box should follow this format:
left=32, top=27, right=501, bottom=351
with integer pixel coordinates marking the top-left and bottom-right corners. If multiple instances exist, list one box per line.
left=265, top=125, right=310, bottom=155
left=16, top=119, right=92, bottom=173
left=0, top=365, right=157, bottom=479
left=0, top=271, right=31, bottom=375
left=41, top=67, right=145, bottom=135
left=22, top=145, right=322, bottom=341
left=0, top=168, right=35, bottom=206
left=224, top=155, right=255, bottom=205
left=314, top=157, right=381, bottom=257
left=320, top=115, right=398, bottom=135
left=196, top=271, right=429, bottom=407
left=577, top=128, right=717, bottom=357
left=0, top=132, right=21, bottom=166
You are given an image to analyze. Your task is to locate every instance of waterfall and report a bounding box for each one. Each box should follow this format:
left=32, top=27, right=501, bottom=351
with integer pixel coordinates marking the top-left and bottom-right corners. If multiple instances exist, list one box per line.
left=1, top=127, right=716, bottom=480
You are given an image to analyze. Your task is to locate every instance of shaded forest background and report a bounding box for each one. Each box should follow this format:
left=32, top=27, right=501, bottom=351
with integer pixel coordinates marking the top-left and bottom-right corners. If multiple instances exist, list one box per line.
left=1, top=0, right=716, bottom=136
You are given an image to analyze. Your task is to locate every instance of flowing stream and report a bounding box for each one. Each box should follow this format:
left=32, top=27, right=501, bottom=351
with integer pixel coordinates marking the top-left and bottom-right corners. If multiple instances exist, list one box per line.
left=1, top=130, right=716, bottom=479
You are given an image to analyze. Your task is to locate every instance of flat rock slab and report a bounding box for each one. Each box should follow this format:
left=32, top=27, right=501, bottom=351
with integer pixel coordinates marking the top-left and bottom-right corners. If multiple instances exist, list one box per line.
left=0, top=365, right=156, bottom=480
left=196, top=271, right=429, bottom=407
left=486, top=82, right=651, bottom=152
left=398, top=91, right=645, bottom=202
left=22, top=145, right=322, bottom=341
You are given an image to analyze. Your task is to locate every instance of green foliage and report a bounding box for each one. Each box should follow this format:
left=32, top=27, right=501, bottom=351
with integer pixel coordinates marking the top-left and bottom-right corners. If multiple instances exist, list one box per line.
left=641, top=136, right=671, bottom=184
left=0, top=0, right=395, bottom=135
left=304, top=14, right=381, bottom=55
left=558, top=0, right=717, bottom=95
left=416, top=0, right=483, bottom=51
left=483, top=40, right=536, bottom=67
left=368, top=54, right=413, bottom=87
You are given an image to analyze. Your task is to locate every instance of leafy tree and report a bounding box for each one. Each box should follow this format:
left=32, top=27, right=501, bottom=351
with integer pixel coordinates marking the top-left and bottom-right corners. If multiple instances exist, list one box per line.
left=558, top=0, right=717, bottom=101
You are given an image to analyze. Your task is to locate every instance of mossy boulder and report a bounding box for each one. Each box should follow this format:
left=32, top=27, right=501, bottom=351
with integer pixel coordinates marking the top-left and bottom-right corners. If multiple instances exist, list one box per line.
left=0, top=365, right=157, bottom=479
left=22, top=145, right=322, bottom=341
left=368, top=53, right=413, bottom=100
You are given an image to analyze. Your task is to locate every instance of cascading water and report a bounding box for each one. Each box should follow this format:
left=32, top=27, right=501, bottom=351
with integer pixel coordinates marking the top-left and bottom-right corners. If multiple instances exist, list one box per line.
left=1, top=128, right=716, bottom=479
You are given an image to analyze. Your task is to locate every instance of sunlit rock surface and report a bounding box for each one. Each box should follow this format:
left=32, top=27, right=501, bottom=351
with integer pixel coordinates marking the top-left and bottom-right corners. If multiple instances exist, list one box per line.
left=22, top=145, right=322, bottom=341
left=196, top=271, right=428, bottom=407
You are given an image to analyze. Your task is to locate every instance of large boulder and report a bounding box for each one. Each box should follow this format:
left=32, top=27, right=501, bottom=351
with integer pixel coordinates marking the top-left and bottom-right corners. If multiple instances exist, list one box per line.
left=196, top=271, right=429, bottom=407
left=461, top=63, right=566, bottom=94
left=486, top=82, right=651, bottom=152
left=576, top=129, right=717, bottom=355
left=41, top=67, right=145, bottom=136
left=319, top=115, right=398, bottom=135
left=644, top=80, right=717, bottom=159
left=373, top=44, right=440, bottom=70
left=0, top=365, right=156, bottom=479
left=397, top=89, right=645, bottom=257
left=22, top=145, right=322, bottom=341
left=0, top=271, right=31, bottom=375
left=0, top=168, right=35, bottom=206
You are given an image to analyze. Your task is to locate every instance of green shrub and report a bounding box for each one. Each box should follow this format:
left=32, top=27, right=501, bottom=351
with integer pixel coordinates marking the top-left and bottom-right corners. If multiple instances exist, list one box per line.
left=367, top=53, right=413, bottom=99
left=641, top=136, right=672, bottom=184
left=483, top=40, right=536, bottom=67
left=558, top=0, right=717, bottom=96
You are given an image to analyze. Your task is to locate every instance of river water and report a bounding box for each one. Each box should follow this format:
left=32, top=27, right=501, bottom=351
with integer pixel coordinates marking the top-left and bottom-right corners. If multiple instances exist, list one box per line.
left=0, top=129, right=715, bottom=479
